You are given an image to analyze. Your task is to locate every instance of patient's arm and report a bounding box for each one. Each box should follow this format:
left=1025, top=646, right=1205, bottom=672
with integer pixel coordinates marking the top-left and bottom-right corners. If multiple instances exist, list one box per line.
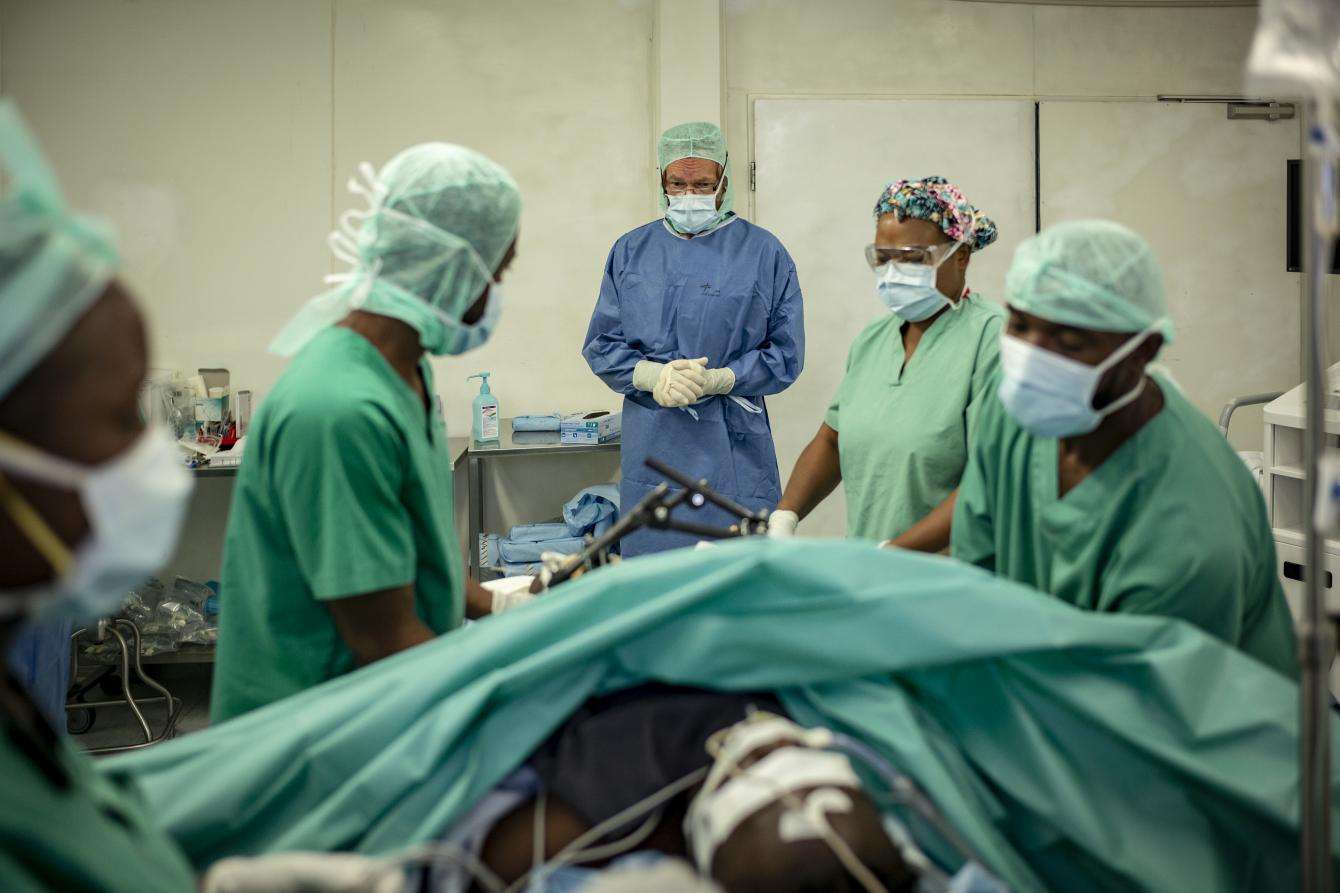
left=479, top=794, right=592, bottom=884
left=478, top=794, right=690, bottom=886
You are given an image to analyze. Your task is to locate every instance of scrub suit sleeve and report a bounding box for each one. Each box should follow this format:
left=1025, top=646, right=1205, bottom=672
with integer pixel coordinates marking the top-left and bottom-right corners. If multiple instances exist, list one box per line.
left=966, top=313, right=1003, bottom=441
left=270, top=400, right=416, bottom=600
left=950, top=376, right=1001, bottom=571
left=583, top=246, right=650, bottom=399
left=725, top=251, right=804, bottom=396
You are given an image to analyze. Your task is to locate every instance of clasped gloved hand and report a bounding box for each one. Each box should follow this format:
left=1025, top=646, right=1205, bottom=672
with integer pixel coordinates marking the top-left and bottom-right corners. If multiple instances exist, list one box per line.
left=633, top=358, right=737, bottom=408
left=633, top=358, right=708, bottom=408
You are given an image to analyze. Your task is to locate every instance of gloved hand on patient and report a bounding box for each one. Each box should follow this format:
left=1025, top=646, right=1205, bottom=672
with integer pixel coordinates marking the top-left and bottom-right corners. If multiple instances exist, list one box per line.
left=633, top=358, right=734, bottom=408
left=767, top=509, right=799, bottom=538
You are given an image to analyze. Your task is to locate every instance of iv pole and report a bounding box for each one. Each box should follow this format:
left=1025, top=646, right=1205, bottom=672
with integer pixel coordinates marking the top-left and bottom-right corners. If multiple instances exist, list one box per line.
left=1301, top=99, right=1338, bottom=893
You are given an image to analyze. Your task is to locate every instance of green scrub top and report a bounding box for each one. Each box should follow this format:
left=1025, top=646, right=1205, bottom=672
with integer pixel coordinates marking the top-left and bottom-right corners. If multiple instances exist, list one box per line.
left=825, top=294, right=1002, bottom=540
left=952, top=372, right=1297, bottom=677
left=0, top=711, right=196, bottom=891
left=211, top=326, right=465, bottom=723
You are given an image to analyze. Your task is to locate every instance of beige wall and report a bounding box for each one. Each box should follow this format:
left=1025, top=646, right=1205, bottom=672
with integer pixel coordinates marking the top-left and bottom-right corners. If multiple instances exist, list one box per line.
left=1, top=0, right=334, bottom=400
left=0, top=0, right=659, bottom=441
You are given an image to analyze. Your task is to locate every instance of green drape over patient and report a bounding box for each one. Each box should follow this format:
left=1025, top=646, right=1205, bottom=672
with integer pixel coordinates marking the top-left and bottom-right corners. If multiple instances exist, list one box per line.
left=111, top=540, right=1339, bottom=892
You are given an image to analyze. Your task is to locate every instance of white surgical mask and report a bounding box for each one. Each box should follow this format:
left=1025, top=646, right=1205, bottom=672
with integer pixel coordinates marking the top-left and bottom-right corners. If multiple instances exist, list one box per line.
left=874, top=243, right=961, bottom=321
left=0, top=425, right=193, bottom=622
left=997, top=329, right=1154, bottom=438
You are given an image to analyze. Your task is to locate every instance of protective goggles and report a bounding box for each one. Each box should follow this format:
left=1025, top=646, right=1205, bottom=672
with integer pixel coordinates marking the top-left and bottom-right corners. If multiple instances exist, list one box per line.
left=865, top=241, right=962, bottom=271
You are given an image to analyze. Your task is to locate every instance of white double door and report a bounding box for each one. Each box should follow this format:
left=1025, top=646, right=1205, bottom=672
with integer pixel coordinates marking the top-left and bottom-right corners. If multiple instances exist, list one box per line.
left=754, top=97, right=1299, bottom=538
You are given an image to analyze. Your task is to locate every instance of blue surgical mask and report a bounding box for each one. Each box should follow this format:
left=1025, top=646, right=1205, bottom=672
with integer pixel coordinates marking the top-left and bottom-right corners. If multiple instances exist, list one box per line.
left=874, top=243, right=961, bottom=321
left=997, top=330, right=1153, bottom=438
left=437, top=283, right=502, bottom=356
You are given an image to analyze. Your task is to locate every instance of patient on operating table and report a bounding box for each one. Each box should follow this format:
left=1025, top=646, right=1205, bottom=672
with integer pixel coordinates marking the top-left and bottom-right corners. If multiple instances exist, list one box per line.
left=441, top=684, right=919, bottom=892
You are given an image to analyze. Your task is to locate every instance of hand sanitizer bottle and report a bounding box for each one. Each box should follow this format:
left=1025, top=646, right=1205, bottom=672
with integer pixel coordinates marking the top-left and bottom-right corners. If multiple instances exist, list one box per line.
left=468, top=372, right=499, bottom=443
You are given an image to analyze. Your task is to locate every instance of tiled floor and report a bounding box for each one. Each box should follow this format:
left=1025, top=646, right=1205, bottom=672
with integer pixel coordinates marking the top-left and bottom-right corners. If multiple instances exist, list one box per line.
left=67, top=664, right=213, bottom=753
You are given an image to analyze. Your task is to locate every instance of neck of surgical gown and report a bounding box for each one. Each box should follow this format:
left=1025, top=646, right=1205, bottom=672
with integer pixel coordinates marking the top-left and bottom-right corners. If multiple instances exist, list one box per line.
left=109, top=540, right=1340, bottom=892
left=582, top=219, right=804, bottom=556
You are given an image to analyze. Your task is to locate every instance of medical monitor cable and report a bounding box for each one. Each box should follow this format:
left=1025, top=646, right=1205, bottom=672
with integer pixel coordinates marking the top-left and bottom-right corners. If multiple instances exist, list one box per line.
left=374, top=840, right=507, bottom=893
left=504, top=766, right=710, bottom=893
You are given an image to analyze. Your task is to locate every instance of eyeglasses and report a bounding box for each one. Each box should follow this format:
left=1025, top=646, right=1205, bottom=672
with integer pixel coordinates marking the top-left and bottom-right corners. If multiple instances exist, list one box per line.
left=665, top=180, right=723, bottom=196
left=864, top=241, right=961, bottom=271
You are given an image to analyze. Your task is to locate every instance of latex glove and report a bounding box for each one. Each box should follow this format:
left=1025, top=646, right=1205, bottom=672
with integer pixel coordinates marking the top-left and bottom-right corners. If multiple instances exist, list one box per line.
left=481, top=576, right=537, bottom=614
left=531, top=551, right=585, bottom=593
left=768, top=509, right=799, bottom=538
left=633, top=359, right=707, bottom=408
left=700, top=366, right=735, bottom=397
left=202, top=852, right=399, bottom=893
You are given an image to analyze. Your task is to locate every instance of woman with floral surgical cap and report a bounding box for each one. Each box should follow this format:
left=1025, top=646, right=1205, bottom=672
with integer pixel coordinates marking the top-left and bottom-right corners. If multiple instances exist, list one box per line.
left=771, top=176, right=1001, bottom=550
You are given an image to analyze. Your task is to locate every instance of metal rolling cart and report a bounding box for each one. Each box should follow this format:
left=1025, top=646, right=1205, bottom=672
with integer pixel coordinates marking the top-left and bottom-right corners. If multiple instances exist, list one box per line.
left=65, top=619, right=190, bottom=754
left=60, top=458, right=230, bottom=753
left=466, top=419, right=619, bottom=581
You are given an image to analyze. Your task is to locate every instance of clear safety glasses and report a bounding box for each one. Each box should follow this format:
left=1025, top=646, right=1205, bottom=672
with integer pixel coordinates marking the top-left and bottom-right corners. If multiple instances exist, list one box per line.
left=665, top=176, right=725, bottom=196
left=864, top=241, right=961, bottom=271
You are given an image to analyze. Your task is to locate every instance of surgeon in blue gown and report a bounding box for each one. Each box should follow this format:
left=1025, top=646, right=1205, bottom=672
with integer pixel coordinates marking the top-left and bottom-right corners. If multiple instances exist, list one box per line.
left=583, top=122, right=805, bottom=556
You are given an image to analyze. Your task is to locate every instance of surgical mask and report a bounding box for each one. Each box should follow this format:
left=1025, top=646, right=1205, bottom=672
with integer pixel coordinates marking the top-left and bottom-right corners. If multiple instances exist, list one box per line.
left=665, top=170, right=726, bottom=235
left=436, top=282, right=502, bottom=356
left=997, top=329, right=1154, bottom=438
left=875, top=243, right=961, bottom=321
left=0, top=425, right=193, bottom=622
left=666, top=194, right=719, bottom=234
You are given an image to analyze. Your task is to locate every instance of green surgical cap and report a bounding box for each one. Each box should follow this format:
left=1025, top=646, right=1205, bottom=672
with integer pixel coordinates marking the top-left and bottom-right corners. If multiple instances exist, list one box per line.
left=0, top=100, right=119, bottom=400
left=273, top=143, right=521, bottom=356
left=656, top=122, right=735, bottom=235
left=1005, top=219, right=1174, bottom=343
left=658, top=121, right=727, bottom=170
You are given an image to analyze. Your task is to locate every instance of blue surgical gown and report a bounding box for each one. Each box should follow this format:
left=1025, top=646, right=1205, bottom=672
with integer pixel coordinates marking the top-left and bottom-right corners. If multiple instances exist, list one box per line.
left=583, top=219, right=804, bottom=556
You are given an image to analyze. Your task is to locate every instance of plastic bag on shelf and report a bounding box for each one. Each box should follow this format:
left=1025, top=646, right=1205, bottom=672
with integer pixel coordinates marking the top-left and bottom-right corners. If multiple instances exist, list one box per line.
left=1247, top=0, right=1340, bottom=97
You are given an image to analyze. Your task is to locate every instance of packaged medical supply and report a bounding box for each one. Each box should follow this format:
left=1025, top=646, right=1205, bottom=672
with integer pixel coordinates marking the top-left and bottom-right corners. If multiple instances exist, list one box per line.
left=508, top=522, right=571, bottom=543
left=564, top=484, right=620, bottom=538
left=512, top=414, right=563, bottom=432
left=468, top=372, right=499, bottom=443
left=561, top=410, right=621, bottom=444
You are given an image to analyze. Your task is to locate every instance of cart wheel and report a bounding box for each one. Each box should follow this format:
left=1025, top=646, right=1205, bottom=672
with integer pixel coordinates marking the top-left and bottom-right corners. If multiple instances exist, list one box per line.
left=67, top=707, right=95, bottom=735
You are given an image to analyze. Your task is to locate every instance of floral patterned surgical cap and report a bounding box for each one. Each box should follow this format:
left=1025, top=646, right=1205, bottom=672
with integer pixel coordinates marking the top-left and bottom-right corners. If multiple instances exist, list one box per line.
left=873, top=175, right=998, bottom=252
